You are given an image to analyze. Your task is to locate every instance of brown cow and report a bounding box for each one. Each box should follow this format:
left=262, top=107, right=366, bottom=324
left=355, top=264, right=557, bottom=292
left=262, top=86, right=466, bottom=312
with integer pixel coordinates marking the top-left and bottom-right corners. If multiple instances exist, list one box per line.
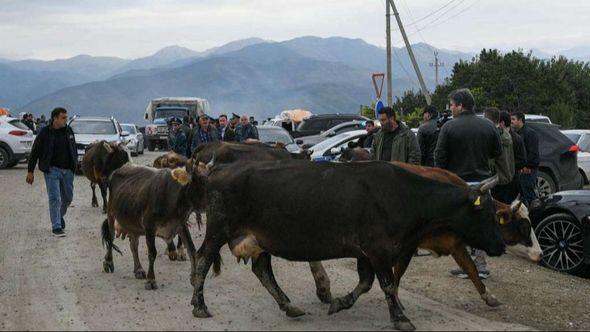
left=153, top=151, right=188, bottom=169
left=81, top=141, right=130, bottom=213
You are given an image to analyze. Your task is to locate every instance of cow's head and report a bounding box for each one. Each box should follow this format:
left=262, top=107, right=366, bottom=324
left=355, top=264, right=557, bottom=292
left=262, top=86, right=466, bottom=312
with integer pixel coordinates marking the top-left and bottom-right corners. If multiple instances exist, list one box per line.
left=102, top=142, right=130, bottom=177
left=458, top=175, right=506, bottom=257
left=170, top=153, right=214, bottom=209
left=499, top=198, right=542, bottom=262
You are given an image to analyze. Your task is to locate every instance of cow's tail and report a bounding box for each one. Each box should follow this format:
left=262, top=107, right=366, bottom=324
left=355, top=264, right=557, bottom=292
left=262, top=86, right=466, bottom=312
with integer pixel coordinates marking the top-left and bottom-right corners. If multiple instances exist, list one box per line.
left=101, top=219, right=122, bottom=255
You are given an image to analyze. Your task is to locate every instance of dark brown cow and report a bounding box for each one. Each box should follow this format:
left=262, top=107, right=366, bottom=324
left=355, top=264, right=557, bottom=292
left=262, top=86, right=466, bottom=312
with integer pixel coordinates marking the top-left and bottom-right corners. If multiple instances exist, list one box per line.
left=81, top=141, right=130, bottom=213
left=101, top=160, right=211, bottom=290
left=153, top=151, right=188, bottom=169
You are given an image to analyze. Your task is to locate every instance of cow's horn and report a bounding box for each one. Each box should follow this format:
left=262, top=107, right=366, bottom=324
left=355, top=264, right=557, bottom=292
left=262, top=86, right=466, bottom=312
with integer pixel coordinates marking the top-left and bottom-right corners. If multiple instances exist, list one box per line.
left=206, top=154, right=215, bottom=170
left=103, top=142, right=113, bottom=153
left=477, top=175, right=499, bottom=193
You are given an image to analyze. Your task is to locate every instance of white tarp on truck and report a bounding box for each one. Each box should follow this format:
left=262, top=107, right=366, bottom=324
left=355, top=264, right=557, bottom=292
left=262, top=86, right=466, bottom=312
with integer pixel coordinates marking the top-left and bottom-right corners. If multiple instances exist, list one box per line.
left=144, top=97, right=210, bottom=121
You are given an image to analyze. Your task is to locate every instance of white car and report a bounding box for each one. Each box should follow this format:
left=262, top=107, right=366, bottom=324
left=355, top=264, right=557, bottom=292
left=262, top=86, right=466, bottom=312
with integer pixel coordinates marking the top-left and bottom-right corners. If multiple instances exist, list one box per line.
left=309, top=129, right=368, bottom=161
left=68, top=116, right=130, bottom=168
left=121, top=123, right=144, bottom=156
left=0, top=116, right=34, bottom=169
left=562, top=129, right=590, bottom=185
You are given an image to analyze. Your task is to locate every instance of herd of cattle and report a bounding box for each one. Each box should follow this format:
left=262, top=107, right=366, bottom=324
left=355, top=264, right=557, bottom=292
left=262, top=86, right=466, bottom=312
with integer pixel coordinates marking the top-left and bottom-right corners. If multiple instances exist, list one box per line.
left=80, top=140, right=542, bottom=331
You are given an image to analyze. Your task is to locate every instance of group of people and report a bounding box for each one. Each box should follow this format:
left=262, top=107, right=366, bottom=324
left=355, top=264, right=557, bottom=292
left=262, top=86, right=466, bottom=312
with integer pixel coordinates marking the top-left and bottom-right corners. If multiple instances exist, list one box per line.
left=358, top=88, right=540, bottom=279
left=168, top=113, right=260, bottom=157
left=20, top=113, right=49, bottom=134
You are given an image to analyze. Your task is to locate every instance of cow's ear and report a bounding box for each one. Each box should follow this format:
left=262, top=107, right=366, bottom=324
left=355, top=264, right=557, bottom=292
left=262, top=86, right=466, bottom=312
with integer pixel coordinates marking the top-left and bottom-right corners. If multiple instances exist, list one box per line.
left=468, top=191, right=482, bottom=209
left=496, top=209, right=511, bottom=225
left=171, top=167, right=190, bottom=186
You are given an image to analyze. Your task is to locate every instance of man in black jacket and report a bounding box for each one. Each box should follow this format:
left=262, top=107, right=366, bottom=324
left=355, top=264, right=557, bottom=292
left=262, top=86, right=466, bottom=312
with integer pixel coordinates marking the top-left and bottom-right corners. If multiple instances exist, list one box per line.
left=26, top=107, right=78, bottom=237
left=417, top=105, right=439, bottom=166
left=511, top=112, right=540, bottom=206
left=499, top=111, right=527, bottom=202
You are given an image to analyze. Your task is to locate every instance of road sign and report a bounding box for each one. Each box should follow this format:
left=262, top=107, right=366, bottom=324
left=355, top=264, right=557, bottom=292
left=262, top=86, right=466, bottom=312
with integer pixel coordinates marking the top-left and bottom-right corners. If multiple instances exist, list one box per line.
left=372, top=73, right=385, bottom=99
left=375, top=100, right=384, bottom=119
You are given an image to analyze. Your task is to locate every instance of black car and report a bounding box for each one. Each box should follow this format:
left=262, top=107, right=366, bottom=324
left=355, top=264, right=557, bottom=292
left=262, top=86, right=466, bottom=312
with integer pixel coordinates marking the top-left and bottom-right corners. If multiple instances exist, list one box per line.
left=528, top=122, right=583, bottom=197
left=291, top=113, right=369, bottom=138
left=530, top=190, right=590, bottom=277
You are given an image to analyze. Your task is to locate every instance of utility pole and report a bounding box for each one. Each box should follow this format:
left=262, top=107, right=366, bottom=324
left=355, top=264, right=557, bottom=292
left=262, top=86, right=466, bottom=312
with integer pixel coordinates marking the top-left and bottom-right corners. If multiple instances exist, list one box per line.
left=387, top=0, right=432, bottom=105
left=429, top=51, right=445, bottom=87
left=385, top=0, right=393, bottom=106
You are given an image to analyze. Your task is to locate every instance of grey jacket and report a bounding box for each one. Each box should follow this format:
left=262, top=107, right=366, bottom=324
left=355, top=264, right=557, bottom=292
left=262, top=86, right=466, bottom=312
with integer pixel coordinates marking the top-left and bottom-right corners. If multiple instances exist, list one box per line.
left=371, top=122, right=421, bottom=164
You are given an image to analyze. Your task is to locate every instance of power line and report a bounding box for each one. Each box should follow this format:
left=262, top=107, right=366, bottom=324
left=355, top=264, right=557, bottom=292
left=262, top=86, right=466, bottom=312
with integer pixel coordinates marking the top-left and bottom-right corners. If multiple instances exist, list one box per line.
left=394, top=0, right=459, bottom=29
left=407, top=0, right=482, bottom=37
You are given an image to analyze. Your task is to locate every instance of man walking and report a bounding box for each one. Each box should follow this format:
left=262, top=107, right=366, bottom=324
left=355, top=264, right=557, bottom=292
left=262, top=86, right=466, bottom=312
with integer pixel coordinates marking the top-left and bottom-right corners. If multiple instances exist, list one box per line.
left=500, top=111, right=527, bottom=202
left=434, top=89, right=502, bottom=279
left=511, top=112, right=540, bottom=206
left=26, top=107, right=77, bottom=237
left=484, top=108, right=515, bottom=204
left=417, top=105, right=439, bottom=166
left=217, top=114, right=235, bottom=142
left=371, top=107, right=420, bottom=164
left=169, top=118, right=188, bottom=156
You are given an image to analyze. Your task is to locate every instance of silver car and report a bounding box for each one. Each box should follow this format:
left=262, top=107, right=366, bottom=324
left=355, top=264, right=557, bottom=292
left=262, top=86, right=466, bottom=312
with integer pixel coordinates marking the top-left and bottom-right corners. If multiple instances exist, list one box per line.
left=121, top=123, right=144, bottom=156
left=562, top=129, right=590, bottom=185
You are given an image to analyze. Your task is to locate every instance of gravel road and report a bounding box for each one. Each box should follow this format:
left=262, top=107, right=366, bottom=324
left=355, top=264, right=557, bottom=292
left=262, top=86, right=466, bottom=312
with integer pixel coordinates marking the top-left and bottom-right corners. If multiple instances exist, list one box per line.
left=0, top=151, right=588, bottom=331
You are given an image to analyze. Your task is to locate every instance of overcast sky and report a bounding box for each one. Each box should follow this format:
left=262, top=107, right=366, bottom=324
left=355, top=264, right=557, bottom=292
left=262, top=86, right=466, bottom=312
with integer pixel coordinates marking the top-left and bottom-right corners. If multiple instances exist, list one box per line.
left=1, top=0, right=588, bottom=60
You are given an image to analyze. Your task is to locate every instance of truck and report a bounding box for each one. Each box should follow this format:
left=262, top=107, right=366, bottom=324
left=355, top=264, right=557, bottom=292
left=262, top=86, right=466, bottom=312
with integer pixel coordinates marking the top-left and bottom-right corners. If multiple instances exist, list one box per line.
left=143, top=97, right=210, bottom=151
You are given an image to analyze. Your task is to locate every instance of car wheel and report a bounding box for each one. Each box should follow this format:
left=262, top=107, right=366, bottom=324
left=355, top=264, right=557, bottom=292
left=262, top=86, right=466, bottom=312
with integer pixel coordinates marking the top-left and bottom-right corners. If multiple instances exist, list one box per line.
left=6, top=160, right=18, bottom=168
left=535, top=213, right=589, bottom=276
left=537, top=171, right=556, bottom=198
left=0, top=148, right=9, bottom=169
left=138, top=143, right=144, bottom=155
left=148, top=141, right=155, bottom=152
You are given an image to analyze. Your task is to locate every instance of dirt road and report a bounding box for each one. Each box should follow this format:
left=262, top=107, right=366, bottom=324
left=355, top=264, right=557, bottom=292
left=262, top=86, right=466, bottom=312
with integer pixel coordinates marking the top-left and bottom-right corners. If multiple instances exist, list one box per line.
left=0, top=151, right=587, bottom=330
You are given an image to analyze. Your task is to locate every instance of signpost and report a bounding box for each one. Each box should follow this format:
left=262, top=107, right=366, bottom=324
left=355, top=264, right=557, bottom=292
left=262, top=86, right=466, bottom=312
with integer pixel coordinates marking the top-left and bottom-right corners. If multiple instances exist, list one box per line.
left=372, top=73, right=385, bottom=119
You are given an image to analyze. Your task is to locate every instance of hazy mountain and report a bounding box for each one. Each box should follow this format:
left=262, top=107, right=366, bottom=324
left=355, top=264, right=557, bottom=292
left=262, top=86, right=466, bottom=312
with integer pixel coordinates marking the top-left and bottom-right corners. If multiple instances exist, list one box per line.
left=8, top=55, right=130, bottom=81
left=559, top=46, right=590, bottom=61
left=202, top=37, right=267, bottom=56
left=112, top=45, right=200, bottom=74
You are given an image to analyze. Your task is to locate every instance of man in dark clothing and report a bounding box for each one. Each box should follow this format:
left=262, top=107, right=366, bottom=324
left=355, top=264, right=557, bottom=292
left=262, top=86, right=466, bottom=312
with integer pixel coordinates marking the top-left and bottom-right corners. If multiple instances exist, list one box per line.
left=234, top=115, right=259, bottom=142
left=511, top=112, right=540, bottom=207
left=26, top=107, right=77, bottom=237
left=371, top=107, right=420, bottom=164
left=434, top=89, right=502, bottom=183
left=230, top=113, right=240, bottom=130
left=358, top=120, right=377, bottom=148
left=169, top=118, right=188, bottom=156
left=417, top=105, right=439, bottom=166
left=217, top=114, right=235, bottom=142
left=499, top=111, right=527, bottom=202
left=180, top=116, right=193, bottom=156
left=484, top=108, right=515, bottom=204
left=191, top=115, right=219, bottom=153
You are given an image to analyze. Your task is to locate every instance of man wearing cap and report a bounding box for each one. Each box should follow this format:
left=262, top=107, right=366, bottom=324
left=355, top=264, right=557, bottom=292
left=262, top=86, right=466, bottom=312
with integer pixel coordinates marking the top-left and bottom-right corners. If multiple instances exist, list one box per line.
left=417, top=105, right=439, bottom=167
left=191, top=115, right=219, bottom=153
left=169, top=118, right=188, bottom=156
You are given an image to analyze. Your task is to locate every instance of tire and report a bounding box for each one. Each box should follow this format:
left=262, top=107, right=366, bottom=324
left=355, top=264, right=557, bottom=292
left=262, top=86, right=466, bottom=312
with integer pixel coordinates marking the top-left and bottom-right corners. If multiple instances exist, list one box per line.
left=6, top=160, right=18, bottom=168
left=0, top=147, right=9, bottom=169
left=138, top=143, right=144, bottom=155
left=535, top=213, right=589, bottom=277
left=148, top=141, right=156, bottom=152
left=537, top=170, right=556, bottom=198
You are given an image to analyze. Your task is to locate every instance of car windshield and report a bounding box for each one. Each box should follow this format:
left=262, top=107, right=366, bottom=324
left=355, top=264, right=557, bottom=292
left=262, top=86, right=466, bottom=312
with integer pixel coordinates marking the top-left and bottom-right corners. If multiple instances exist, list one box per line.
left=71, top=120, right=117, bottom=135
left=154, top=109, right=187, bottom=119
left=579, top=134, right=590, bottom=152
left=312, top=131, right=359, bottom=152
left=9, top=119, right=29, bottom=130
left=563, top=133, right=581, bottom=144
left=121, top=125, right=137, bottom=134
left=257, top=128, right=294, bottom=144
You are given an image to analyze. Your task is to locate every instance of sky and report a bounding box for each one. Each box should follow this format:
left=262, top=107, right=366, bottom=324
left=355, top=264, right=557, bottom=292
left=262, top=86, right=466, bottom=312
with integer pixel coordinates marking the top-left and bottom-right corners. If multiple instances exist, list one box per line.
left=0, top=0, right=588, bottom=60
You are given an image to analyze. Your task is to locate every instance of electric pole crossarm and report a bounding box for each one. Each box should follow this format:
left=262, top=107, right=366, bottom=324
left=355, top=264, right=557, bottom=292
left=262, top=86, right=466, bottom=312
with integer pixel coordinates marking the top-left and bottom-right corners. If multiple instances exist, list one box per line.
left=387, top=0, right=432, bottom=105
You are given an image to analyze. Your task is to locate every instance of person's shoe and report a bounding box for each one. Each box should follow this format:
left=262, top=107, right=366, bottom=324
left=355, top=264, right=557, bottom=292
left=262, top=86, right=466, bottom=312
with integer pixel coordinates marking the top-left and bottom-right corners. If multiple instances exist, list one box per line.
left=478, top=269, right=490, bottom=279
left=52, top=228, right=66, bottom=237
left=449, top=268, right=468, bottom=279
left=61, top=218, right=66, bottom=230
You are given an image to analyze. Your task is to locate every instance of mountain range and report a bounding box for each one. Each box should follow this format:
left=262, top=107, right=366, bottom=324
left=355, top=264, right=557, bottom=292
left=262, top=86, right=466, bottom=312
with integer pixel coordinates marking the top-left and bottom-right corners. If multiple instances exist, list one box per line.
left=2, top=36, right=588, bottom=123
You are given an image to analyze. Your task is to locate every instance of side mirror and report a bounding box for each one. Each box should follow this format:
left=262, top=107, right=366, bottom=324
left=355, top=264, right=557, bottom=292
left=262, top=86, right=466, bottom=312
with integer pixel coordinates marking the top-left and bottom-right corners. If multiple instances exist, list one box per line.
left=121, top=131, right=130, bottom=137
left=329, top=147, right=341, bottom=155
left=296, top=139, right=303, bottom=145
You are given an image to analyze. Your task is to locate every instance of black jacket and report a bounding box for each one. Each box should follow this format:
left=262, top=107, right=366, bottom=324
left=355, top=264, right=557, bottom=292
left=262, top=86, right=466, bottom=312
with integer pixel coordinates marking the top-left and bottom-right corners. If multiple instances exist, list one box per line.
left=417, top=118, right=439, bottom=167
left=509, top=130, right=527, bottom=173
left=516, top=124, right=539, bottom=169
left=28, top=124, right=78, bottom=173
left=434, top=110, right=502, bottom=182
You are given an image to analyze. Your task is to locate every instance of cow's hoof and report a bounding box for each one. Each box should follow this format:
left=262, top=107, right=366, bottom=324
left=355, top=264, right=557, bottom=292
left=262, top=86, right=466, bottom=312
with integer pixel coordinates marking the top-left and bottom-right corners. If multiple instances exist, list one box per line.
left=193, top=307, right=212, bottom=318
left=393, top=319, right=416, bottom=331
left=316, top=288, right=332, bottom=304
left=103, top=261, right=114, bottom=273
left=285, top=304, right=306, bottom=318
left=144, top=280, right=158, bottom=290
left=102, top=209, right=107, bottom=214
left=134, top=269, right=146, bottom=279
left=168, top=250, right=178, bottom=261
left=328, top=297, right=347, bottom=315
left=92, top=201, right=99, bottom=208
left=481, top=292, right=502, bottom=307
left=178, top=249, right=187, bottom=261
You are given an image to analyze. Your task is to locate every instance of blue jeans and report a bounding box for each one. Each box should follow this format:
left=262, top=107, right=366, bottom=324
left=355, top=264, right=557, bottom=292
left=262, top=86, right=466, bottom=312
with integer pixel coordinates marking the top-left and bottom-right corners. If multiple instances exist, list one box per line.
left=43, top=167, right=74, bottom=230
left=519, top=170, right=538, bottom=207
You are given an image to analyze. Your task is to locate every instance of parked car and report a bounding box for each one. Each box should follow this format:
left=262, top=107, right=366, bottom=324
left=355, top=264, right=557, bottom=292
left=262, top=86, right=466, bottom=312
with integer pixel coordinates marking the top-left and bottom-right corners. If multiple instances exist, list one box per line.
left=296, top=121, right=367, bottom=148
left=121, top=123, right=144, bottom=156
left=529, top=190, right=590, bottom=276
left=309, top=129, right=368, bottom=162
left=562, top=129, right=590, bottom=185
left=525, top=114, right=552, bottom=124
left=256, top=126, right=300, bottom=154
left=291, top=113, right=369, bottom=138
left=0, top=116, right=34, bottom=169
left=529, top=122, right=583, bottom=197
left=68, top=116, right=130, bottom=170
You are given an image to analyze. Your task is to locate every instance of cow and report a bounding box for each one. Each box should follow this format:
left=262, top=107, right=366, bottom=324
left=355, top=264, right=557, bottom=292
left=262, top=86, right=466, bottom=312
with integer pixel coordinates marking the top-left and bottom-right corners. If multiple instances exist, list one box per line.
left=101, top=158, right=211, bottom=290
left=81, top=141, right=130, bottom=213
left=191, top=159, right=505, bottom=331
left=153, top=151, right=188, bottom=169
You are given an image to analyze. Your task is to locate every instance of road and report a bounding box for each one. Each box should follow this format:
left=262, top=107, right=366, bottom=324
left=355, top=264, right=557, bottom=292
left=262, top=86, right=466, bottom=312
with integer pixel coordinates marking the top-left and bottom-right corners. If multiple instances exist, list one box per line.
left=0, top=151, right=588, bottom=331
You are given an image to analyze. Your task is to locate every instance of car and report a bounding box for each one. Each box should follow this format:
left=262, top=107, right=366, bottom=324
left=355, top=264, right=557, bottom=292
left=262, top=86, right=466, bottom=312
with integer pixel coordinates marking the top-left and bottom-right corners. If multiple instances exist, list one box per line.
left=68, top=116, right=130, bottom=170
left=0, top=116, right=34, bottom=169
left=529, top=190, right=590, bottom=277
left=562, top=129, right=590, bottom=185
left=121, top=123, right=144, bottom=156
left=291, top=113, right=370, bottom=138
left=308, top=129, right=368, bottom=161
left=525, top=114, right=552, bottom=124
left=295, top=121, right=367, bottom=148
left=256, top=126, right=301, bottom=154
left=528, top=122, right=583, bottom=197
